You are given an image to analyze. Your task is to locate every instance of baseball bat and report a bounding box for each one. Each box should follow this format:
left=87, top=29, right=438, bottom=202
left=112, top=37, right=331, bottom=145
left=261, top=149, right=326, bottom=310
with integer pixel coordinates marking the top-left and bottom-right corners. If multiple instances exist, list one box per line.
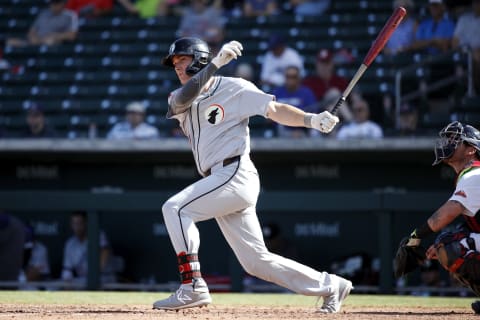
left=331, top=6, right=407, bottom=115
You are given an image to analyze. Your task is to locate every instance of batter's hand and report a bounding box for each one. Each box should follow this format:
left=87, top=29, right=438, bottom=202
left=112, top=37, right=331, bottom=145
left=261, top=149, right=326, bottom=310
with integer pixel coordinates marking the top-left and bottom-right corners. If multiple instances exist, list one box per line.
left=211, top=41, right=243, bottom=68
left=311, top=111, right=339, bottom=133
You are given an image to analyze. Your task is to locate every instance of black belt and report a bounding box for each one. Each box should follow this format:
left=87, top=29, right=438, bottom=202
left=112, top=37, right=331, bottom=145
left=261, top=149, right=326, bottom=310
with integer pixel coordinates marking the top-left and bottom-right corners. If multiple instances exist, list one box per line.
left=204, top=155, right=240, bottom=177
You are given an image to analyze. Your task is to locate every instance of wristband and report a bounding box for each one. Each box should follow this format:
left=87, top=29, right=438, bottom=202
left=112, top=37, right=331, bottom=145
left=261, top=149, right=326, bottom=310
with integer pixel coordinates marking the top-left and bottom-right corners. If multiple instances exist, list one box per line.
left=304, top=113, right=314, bottom=128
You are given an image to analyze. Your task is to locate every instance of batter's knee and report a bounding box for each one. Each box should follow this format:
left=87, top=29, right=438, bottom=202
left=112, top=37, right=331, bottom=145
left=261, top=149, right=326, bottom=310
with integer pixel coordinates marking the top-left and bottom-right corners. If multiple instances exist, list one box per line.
left=162, top=198, right=179, bottom=220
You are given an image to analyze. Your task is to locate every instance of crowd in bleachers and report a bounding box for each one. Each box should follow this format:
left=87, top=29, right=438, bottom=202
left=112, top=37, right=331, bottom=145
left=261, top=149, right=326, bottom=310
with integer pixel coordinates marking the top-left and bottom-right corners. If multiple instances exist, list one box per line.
left=0, top=0, right=479, bottom=140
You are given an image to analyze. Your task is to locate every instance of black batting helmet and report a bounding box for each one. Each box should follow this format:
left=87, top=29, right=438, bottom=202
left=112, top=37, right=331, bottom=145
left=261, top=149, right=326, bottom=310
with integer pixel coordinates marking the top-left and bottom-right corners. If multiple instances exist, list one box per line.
left=433, top=121, right=480, bottom=165
left=162, top=37, right=211, bottom=75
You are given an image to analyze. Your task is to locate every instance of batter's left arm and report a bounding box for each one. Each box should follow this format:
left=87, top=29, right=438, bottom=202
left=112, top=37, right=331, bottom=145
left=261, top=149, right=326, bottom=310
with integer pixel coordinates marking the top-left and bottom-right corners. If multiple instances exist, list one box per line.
left=170, top=64, right=219, bottom=115
left=266, top=101, right=339, bottom=134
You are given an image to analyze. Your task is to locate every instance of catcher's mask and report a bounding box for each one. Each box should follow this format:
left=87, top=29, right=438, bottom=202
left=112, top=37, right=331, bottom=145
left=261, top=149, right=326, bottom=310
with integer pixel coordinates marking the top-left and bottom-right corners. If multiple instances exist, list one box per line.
left=162, top=37, right=211, bottom=76
left=433, top=121, right=480, bottom=165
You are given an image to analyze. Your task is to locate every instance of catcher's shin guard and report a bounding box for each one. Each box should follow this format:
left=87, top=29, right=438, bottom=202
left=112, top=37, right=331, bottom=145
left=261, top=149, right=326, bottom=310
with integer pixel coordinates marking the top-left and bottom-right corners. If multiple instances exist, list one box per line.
left=435, top=232, right=480, bottom=296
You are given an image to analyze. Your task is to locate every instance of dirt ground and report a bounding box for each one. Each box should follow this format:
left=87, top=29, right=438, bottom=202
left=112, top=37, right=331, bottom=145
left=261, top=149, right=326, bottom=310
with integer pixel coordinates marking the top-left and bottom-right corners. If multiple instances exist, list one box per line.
left=0, top=304, right=478, bottom=320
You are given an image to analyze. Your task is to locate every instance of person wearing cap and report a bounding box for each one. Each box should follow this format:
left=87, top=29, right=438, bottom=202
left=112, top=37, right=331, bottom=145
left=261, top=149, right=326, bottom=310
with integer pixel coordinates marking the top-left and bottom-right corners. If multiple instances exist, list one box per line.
left=20, top=104, right=58, bottom=138
left=408, top=0, right=455, bottom=55
left=302, top=48, right=348, bottom=102
left=106, top=101, right=160, bottom=139
left=335, top=95, right=383, bottom=140
left=260, top=34, right=305, bottom=90
left=6, top=0, right=78, bottom=47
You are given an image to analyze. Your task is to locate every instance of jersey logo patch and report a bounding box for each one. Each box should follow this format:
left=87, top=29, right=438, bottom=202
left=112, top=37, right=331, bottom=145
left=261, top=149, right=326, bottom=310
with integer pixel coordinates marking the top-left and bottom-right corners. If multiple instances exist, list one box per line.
left=455, top=190, right=467, bottom=198
left=205, top=104, right=225, bottom=125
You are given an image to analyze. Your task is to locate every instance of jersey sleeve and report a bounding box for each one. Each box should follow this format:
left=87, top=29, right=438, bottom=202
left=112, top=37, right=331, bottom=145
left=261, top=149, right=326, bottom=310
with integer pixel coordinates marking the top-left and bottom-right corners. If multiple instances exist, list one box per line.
left=450, top=173, right=480, bottom=217
left=236, top=80, right=274, bottom=119
left=166, top=89, right=187, bottom=122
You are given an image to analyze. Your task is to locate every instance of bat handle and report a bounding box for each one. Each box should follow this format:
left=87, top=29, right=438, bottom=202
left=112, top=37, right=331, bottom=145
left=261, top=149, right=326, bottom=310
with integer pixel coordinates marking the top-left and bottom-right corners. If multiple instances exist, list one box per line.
left=331, top=96, right=346, bottom=116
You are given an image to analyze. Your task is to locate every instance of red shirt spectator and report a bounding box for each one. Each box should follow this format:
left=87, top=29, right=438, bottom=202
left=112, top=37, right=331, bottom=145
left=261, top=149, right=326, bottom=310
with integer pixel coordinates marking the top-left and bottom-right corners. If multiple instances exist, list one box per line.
left=302, top=49, right=348, bottom=101
left=66, top=0, right=114, bottom=16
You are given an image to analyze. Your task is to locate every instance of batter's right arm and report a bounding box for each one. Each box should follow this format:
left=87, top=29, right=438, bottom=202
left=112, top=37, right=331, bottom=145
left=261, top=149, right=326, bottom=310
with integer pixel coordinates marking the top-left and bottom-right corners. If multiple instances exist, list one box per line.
left=266, top=101, right=339, bottom=134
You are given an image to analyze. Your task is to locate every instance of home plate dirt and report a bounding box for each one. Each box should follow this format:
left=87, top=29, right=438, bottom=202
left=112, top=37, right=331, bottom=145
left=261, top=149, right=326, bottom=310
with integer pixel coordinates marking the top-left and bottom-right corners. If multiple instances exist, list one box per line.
left=0, top=304, right=477, bottom=320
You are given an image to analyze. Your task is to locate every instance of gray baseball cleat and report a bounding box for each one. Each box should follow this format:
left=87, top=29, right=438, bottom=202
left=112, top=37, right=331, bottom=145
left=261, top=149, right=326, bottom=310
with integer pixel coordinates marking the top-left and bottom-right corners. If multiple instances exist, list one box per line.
left=317, top=275, right=353, bottom=313
left=153, top=278, right=212, bottom=310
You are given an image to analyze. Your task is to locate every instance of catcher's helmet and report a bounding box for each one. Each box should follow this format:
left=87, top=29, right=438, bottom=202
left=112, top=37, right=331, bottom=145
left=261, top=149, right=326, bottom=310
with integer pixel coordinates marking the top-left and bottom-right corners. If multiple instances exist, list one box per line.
left=162, top=37, right=211, bottom=75
left=433, top=121, right=480, bottom=165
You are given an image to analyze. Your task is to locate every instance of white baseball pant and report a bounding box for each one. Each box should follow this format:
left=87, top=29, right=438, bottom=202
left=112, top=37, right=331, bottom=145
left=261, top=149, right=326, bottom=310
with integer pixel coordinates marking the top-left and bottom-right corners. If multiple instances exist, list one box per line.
left=162, top=155, right=335, bottom=295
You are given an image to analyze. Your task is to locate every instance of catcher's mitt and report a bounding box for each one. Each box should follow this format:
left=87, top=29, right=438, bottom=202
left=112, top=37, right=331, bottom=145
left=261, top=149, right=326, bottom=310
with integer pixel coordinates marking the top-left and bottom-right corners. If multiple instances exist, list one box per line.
left=393, top=236, right=427, bottom=279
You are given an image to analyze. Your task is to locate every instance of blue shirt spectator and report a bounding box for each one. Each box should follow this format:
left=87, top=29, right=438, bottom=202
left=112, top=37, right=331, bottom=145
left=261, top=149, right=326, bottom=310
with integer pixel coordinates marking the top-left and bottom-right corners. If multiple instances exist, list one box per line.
left=273, top=66, right=316, bottom=138
left=412, top=0, right=455, bottom=55
left=385, top=0, right=417, bottom=55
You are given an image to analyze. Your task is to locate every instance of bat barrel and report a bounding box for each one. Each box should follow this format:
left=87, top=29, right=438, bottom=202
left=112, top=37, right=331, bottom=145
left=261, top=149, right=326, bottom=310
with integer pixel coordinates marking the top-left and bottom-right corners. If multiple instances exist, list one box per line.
left=363, top=6, right=406, bottom=67
left=330, top=7, right=406, bottom=117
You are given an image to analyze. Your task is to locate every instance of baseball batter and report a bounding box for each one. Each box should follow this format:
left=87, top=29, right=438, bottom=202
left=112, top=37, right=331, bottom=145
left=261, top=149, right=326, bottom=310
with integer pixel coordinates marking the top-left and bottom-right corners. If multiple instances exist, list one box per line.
left=152, top=37, right=352, bottom=313
left=399, top=121, right=480, bottom=314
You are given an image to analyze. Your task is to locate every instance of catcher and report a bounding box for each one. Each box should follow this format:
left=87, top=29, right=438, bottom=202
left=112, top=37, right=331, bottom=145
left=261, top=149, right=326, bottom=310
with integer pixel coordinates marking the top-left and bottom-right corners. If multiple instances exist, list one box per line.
left=394, top=121, right=480, bottom=314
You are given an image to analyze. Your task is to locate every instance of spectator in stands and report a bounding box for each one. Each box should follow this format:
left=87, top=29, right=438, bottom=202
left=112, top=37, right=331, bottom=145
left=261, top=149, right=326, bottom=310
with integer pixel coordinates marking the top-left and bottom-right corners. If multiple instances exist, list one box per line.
left=65, top=0, right=140, bottom=17
left=452, top=0, right=480, bottom=94
left=176, top=0, right=225, bottom=49
left=234, top=62, right=256, bottom=82
left=21, top=224, right=51, bottom=282
left=397, top=101, right=420, bottom=137
left=336, top=96, right=383, bottom=140
left=407, top=0, right=455, bottom=55
left=107, top=101, right=159, bottom=139
left=131, top=0, right=182, bottom=18
left=273, top=65, right=317, bottom=138
left=61, top=211, right=116, bottom=287
left=260, top=34, right=304, bottom=90
left=243, top=0, right=278, bottom=17
left=385, top=0, right=418, bottom=56
left=6, top=0, right=78, bottom=48
left=288, top=0, right=330, bottom=17
left=20, top=104, right=58, bottom=139
left=302, top=48, right=348, bottom=102
left=0, top=211, right=25, bottom=281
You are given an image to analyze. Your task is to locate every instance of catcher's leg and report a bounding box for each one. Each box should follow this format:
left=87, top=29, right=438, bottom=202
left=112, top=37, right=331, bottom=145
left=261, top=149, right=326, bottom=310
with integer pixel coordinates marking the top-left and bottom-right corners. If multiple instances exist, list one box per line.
left=435, top=233, right=480, bottom=296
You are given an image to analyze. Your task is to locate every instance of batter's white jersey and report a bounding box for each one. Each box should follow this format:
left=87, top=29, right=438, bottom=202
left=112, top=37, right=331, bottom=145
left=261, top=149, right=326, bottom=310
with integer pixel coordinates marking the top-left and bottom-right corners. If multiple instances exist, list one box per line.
left=168, top=76, right=274, bottom=175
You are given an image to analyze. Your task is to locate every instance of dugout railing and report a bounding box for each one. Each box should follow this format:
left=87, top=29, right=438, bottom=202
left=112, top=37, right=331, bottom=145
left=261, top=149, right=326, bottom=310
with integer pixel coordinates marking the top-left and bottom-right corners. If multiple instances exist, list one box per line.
left=0, top=189, right=452, bottom=294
